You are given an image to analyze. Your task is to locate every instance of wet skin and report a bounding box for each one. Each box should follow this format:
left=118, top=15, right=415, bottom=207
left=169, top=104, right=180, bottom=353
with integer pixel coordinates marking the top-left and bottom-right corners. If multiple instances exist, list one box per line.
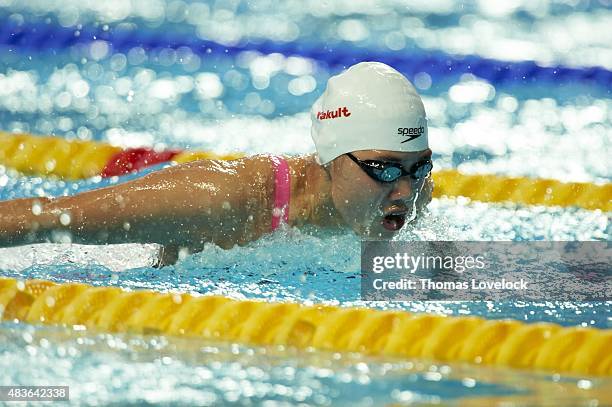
left=326, top=149, right=433, bottom=239
left=0, top=150, right=432, bottom=251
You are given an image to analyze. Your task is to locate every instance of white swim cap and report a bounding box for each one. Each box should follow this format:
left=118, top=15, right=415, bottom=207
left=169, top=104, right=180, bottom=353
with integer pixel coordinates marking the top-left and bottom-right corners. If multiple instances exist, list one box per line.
left=310, top=61, right=429, bottom=165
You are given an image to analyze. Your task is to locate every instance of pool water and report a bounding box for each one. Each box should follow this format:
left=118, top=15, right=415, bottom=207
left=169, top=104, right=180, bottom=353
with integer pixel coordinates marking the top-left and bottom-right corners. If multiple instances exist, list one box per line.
left=1, top=0, right=611, bottom=405
left=7, top=321, right=610, bottom=406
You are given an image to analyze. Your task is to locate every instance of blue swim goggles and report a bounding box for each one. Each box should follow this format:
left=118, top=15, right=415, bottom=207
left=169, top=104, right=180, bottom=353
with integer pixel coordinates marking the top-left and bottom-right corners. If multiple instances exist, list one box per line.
left=347, top=153, right=433, bottom=183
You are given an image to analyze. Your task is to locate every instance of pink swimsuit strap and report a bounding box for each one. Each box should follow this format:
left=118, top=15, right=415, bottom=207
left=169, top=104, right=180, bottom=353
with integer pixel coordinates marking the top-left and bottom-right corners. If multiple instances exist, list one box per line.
left=270, top=155, right=291, bottom=231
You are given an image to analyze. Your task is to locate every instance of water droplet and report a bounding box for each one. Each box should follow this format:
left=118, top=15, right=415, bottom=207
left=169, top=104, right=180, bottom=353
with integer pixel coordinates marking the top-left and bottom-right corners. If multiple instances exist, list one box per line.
left=59, top=212, right=72, bottom=226
left=45, top=159, right=56, bottom=172
left=462, top=377, right=476, bottom=388
left=45, top=296, right=56, bottom=307
left=22, top=332, right=33, bottom=343
left=31, top=201, right=43, bottom=216
left=178, top=247, right=190, bottom=260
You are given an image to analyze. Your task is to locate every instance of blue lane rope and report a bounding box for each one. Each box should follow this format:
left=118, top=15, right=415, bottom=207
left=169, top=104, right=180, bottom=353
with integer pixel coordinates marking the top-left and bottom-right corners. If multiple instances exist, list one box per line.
left=1, top=19, right=611, bottom=88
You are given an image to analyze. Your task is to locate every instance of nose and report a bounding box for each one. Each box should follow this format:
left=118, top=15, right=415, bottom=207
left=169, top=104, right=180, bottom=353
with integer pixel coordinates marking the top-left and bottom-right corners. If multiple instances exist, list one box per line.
left=388, top=177, right=414, bottom=201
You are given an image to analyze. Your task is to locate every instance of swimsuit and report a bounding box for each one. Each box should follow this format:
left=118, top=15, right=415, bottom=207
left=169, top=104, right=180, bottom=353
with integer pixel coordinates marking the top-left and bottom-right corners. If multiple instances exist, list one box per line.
left=270, top=155, right=291, bottom=231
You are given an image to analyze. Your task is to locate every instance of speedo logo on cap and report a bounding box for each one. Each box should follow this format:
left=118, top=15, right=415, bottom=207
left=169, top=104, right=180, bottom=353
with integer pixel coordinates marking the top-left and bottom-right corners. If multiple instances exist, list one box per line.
left=317, top=106, right=351, bottom=120
left=398, top=126, right=425, bottom=143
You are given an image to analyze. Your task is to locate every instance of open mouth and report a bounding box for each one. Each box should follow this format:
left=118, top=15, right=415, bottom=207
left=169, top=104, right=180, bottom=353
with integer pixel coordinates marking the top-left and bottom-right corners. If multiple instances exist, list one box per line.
left=381, top=212, right=407, bottom=231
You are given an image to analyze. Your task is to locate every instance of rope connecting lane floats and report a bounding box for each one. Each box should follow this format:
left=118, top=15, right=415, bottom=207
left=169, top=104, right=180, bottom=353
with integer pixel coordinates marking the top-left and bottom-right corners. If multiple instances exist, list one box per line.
left=0, top=277, right=610, bottom=377
left=2, top=20, right=611, bottom=88
left=1, top=132, right=610, bottom=211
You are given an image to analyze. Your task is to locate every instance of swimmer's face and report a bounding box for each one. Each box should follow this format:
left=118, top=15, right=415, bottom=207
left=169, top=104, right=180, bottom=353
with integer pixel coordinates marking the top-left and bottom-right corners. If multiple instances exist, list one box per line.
left=327, top=149, right=432, bottom=238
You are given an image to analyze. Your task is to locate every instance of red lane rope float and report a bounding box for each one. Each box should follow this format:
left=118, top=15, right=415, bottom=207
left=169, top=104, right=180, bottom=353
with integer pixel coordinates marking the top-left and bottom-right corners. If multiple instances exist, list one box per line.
left=101, top=148, right=182, bottom=177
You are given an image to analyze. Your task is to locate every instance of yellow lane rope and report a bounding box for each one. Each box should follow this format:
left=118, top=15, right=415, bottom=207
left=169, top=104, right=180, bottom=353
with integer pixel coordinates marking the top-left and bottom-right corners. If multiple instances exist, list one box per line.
left=433, top=170, right=611, bottom=211
left=0, top=132, right=121, bottom=179
left=0, top=278, right=610, bottom=377
left=0, top=132, right=610, bottom=211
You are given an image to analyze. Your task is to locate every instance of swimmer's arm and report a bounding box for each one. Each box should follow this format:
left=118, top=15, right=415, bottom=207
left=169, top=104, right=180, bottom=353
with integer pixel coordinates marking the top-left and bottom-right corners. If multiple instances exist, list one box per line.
left=0, top=160, right=252, bottom=248
left=0, top=196, right=54, bottom=247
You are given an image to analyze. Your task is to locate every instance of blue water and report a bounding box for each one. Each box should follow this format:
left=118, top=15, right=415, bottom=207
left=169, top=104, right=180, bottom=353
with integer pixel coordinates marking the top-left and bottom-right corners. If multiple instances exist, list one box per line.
left=1, top=0, right=611, bottom=405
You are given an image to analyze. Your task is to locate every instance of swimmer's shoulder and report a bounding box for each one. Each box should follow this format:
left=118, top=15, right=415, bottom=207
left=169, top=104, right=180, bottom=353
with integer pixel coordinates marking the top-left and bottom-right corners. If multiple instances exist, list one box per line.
left=165, top=153, right=315, bottom=187
left=245, top=153, right=312, bottom=165
left=239, top=153, right=316, bottom=178
left=163, top=154, right=261, bottom=178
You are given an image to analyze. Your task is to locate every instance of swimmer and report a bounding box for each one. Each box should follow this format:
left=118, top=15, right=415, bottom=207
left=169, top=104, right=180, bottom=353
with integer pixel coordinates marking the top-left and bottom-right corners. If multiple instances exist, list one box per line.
left=0, top=62, right=433, bottom=259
